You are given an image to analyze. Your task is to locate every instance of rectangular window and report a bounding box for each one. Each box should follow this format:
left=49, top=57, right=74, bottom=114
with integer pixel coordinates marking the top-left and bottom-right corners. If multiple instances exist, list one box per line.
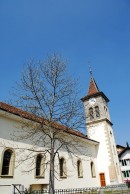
left=123, top=171, right=127, bottom=178
left=124, top=160, right=127, bottom=166
left=126, top=171, right=129, bottom=177
left=121, top=160, right=124, bottom=166
left=123, top=171, right=130, bottom=178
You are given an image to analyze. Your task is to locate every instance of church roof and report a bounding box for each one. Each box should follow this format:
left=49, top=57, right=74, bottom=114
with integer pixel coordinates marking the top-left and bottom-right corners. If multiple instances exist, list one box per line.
left=0, top=102, right=99, bottom=144
left=87, top=76, right=100, bottom=96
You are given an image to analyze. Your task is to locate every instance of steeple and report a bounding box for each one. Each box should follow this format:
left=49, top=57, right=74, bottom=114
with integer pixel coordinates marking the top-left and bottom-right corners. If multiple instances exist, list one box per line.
left=81, top=68, right=123, bottom=185
left=87, top=76, right=100, bottom=96
left=81, top=69, right=111, bottom=125
left=81, top=69, right=109, bottom=103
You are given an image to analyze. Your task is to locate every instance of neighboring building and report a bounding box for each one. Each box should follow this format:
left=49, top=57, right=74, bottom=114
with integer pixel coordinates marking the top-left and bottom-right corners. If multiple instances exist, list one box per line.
left=117, top=143, right=130, bottom=183
left=0, top=74, right=123, bottom=193
left=116, top=145, right=125, bottom=155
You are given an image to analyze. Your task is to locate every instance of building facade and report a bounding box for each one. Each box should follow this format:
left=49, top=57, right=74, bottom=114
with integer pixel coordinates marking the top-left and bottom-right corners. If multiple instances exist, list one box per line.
left=118, top=144, right=130, bottom=183
left=0, top=102, right=100, bottom=194
left=0, top=75, right=123, bottom=193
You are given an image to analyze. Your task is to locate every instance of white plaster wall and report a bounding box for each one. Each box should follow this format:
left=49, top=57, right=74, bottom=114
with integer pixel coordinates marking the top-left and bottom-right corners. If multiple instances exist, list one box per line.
left=87, top=121, right=123, bottom=185
left=107, top=124, right=123, bottom=183
left=0, top=113, right=100, bottom=193
left=54, top=146, right=100, bottom=189
left=0, top=116, right=50, bottom=194
left=87, top=122, right=111, bottom=185
left=120, top=151, right=130, bottom=160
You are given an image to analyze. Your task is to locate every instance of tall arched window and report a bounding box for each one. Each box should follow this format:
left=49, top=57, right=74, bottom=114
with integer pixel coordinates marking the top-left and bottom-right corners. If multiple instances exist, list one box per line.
left=1, top=149, right=15, bottom=176
left=59, top=157, right=67, bottom=178
left=91, top=161, right=96, bottom=177
left=77, top=160, right=83, bottom=178
left=95, top=106, right=100, bottom=118
left=36, top=154, right=45, bottom=177
left=89, top=108, right=94, bottom=120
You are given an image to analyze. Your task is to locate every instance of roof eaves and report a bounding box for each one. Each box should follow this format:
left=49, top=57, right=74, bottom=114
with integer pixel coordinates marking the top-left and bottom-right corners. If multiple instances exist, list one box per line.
left=0, top=102, right=98, bottom=144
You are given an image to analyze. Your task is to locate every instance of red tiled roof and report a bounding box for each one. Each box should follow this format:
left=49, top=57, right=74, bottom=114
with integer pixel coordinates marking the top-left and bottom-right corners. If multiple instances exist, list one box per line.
left=0, top=102, right=98, bottom=143
left=87, top=77, right=99, bottom=96
left=0, top=102, right=39, bottom=121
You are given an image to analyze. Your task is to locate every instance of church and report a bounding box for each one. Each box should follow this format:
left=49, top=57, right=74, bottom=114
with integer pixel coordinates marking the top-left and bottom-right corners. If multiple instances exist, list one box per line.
left=0, top=74, right=123, bottom=193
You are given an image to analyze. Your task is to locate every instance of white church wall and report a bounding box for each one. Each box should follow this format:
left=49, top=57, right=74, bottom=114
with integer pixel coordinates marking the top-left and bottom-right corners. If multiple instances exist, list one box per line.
left=0, top=115, right=50, bottom=194
left=106, top=124, right=123, bottom=183
left=0, top=111, right=100, bottom=194
left=87, top=122, right=111, bottom=185
left=54, top=144, right=100, bottom=189
left=87, top=121, right=123, bottom=185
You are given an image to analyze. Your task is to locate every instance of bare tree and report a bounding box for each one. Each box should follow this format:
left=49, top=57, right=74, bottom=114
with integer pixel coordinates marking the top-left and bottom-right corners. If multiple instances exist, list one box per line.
left=12, top=54, right=86, bottom=194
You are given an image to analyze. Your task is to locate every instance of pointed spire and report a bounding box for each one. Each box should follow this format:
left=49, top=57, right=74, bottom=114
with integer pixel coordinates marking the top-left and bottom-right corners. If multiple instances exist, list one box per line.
left=81, top=65, right=109, bottom=103
left=87, top=66, right=100, bottom=96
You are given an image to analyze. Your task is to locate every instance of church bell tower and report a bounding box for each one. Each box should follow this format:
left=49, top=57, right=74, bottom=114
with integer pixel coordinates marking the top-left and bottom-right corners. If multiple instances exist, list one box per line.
left=81, top=72, right=123, bottom=186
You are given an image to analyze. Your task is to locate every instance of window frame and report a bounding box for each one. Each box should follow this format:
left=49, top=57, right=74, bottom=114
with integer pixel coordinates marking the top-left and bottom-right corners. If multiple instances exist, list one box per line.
left=95, top=106, right=100, bottom=118
left=0, top=148, right=15, bottom=178
left=35, top=154, right=45, bottom=178
left=77, top=159, right=83, bottom=178
left=91, top=161, right=96, bottom=178
left=59, top=157, right=67, bottom=178
left=89, top=107, right=94, bottom=120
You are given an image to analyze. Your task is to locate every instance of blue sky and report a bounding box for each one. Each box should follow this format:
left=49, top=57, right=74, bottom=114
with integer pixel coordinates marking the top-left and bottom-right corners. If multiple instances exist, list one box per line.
left=0, top=0, right=130, bottom=146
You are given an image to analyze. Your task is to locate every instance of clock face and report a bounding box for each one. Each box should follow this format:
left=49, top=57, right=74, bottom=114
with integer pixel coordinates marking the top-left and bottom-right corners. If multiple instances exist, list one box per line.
left=89, top=98, right=96, bottom=105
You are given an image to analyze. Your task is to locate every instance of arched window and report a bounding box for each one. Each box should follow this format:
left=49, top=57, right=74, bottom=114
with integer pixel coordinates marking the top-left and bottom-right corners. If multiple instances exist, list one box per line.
left=36, top=154, right=45, bottom=177
left=77, top=160, right=83, bottom=178
left=91, top=161, right=96, bottom=177
left=95, top=106, right=100, bottom=118
left=1, top=149, right=15, bottom=176
left=59, top=157, right=67, bottom=178
left=89, top=108, right=94, bottom=120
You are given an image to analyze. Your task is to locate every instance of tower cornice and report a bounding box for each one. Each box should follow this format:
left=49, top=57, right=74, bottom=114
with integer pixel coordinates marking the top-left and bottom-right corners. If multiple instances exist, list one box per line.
left=86, top=118, right=113, bottom=126
left=81, top=91, right=109, bottom=102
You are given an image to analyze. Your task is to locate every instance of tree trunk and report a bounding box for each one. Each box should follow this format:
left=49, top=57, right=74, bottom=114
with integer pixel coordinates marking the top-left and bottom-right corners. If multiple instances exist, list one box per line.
left=49, top=139, right=55, bottom=194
